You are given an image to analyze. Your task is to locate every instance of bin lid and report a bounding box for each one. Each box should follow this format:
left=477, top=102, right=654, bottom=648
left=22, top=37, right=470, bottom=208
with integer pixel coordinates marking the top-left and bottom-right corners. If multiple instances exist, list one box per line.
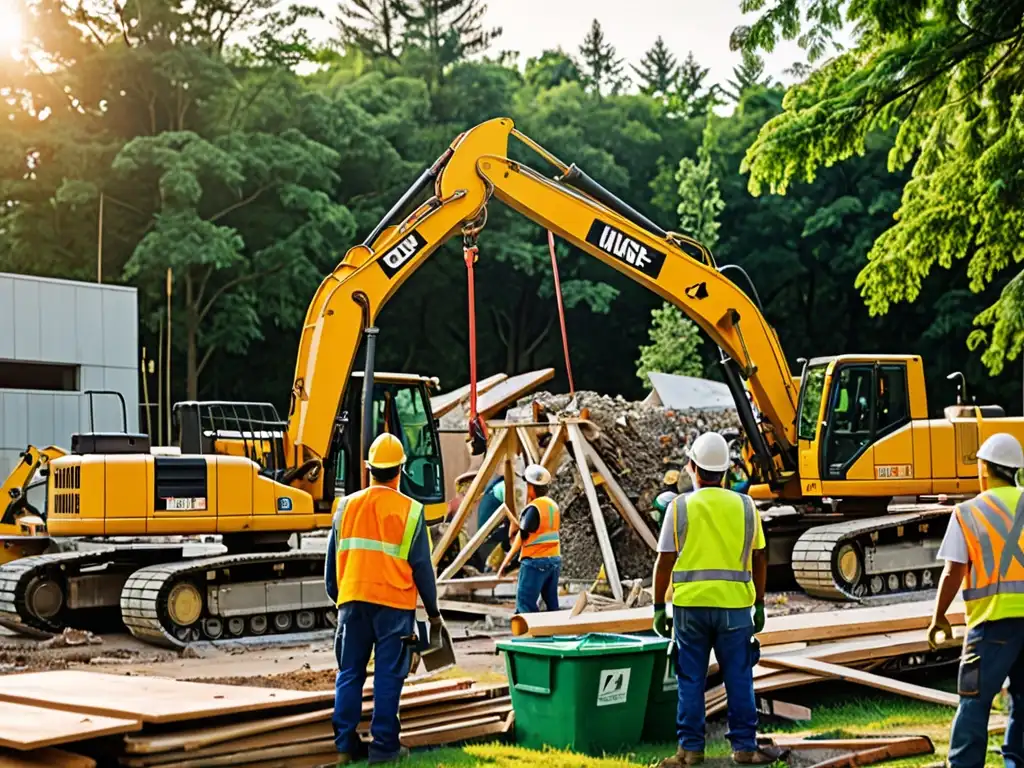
left=496, top=632, right=670, bottom=658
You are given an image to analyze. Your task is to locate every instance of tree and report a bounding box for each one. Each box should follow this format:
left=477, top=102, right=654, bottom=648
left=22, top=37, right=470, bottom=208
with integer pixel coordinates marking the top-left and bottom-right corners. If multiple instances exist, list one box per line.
left=525, top=49, right=582, bottom=90
left=633, top=36, right=677, bottom=98
left=637, top=118, right=722, bottom=387
left=672, top=51, right=721, bottom=117
left=737, top=1, right=1024, bottom=375
left=578, top=19, right=627, bottom=96
left=722, top=49, right=770, bottom=102
left=398, top=0, right=501, bottom=88
left=336, top=0, right=407, bottom=60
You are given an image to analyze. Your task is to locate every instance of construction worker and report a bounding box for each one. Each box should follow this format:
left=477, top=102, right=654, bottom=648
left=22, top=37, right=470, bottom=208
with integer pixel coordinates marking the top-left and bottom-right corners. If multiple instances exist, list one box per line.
left=652, top=431, right=772, bottom=767
left=324, top=433, right=443, bottom=765
left=929, top=432, right=1024, bottom=768
left=499, top=464, right=561, bottom=613
left=469, top=475, right=512, bottom=572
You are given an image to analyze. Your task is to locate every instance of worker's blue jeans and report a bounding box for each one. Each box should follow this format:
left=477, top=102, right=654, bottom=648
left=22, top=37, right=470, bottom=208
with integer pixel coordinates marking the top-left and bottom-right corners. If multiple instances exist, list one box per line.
left=516, top=556, right=561, bottom=614
left=948, top=617, right=1024, bottom=768
left=674, top=605, right=758, bottom=753
left=333, top=601, right=414, bottom=762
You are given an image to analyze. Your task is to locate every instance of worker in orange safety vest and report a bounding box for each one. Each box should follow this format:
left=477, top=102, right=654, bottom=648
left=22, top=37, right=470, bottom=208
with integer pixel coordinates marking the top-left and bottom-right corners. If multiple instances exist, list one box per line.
left=929, top=432, right=1024, bottom=768
left=324, top=432, right=443, bottom=765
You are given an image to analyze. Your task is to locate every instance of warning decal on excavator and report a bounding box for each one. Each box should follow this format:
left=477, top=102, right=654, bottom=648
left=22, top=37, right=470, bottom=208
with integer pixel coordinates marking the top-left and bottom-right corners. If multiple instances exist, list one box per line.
left=164, top=497, right=207, bottom=511
left=586, top=220, right=666, bottom=279
left=875, top=464, right=912, bottom=479
left=379, top=231, right=428, bottom=279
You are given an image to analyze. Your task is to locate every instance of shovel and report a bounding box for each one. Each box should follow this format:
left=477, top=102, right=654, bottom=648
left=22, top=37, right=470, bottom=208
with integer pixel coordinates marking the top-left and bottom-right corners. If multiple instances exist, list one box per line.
left=405, top=619, right=456, bottom=674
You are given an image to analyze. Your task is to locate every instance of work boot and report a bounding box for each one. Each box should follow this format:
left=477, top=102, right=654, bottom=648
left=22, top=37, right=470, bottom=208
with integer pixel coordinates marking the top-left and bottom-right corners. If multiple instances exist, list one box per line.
left=368, top=746, right=410, bottom=764
left=657, top=746, right=704, bottom=767
left=732, top=746, right=786, bottom=765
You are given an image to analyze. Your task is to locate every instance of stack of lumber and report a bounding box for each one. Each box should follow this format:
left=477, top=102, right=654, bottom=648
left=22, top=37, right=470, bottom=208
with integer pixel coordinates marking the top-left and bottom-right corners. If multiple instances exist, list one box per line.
left=511, top=598, right=967, bottom=714
left=0, top=671, right=511, bottom=767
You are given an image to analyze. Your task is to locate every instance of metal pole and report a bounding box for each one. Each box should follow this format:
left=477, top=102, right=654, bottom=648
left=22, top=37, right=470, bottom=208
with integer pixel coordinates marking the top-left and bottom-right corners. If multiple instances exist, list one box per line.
left=361, top=326, right=379, bottom=490
left=141, top=347, right=152, bottom=439
left=166, top=268, right=172, bottom=444
left=96, top=193, right=104, bottom=283
left=156, top=317, right=164, bottom=445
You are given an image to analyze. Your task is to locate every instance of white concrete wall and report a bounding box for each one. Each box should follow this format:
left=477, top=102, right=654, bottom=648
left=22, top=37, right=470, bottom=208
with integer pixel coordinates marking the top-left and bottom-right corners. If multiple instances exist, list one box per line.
left=0, top=273, right=139, bottom=479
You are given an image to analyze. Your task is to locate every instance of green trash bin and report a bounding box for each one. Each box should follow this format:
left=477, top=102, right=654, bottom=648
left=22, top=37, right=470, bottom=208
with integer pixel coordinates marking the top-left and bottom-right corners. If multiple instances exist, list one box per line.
left=496, top=632, right=668, bottom=756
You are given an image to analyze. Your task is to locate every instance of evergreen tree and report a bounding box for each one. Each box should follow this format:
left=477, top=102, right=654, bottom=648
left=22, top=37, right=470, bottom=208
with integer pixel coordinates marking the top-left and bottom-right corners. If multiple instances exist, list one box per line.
left=579, top=19, right=627, bottom=96
left=633, top=36, right=677, bottom=98
left=722, top=49, right=770, bottom=102
left=336, top=0, right=408, bottom=60
left=673, top=51, right=721, bottom=117
left=399, top=0, right=501, bottom=86
left=524, top=48, right=583, bottom=89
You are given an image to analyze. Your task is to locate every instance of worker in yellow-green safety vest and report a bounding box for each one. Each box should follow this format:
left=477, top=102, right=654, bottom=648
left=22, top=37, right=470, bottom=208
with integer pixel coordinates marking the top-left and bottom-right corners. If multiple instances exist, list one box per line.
left=929, top=432, right=1024, bottom=768
left=652, top=432, right=775, bottom=767
left=324, top=433, right=444, bottom=766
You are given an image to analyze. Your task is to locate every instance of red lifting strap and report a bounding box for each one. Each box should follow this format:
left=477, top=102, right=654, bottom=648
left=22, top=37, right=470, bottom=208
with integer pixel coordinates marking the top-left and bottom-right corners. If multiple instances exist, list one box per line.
left=548, top=230, right=576, bottom=396
left=464, top=244, right=488, bottom=453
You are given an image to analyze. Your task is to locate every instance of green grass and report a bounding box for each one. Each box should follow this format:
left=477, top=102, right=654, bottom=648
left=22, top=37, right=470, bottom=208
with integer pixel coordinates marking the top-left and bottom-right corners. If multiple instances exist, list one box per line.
left=361, top=673, right=1011, bottom=768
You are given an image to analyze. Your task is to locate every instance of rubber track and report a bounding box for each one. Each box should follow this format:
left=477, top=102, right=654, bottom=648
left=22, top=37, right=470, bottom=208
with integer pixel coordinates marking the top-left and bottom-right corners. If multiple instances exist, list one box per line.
left=121, top=550, right=327, bottom=649
left=792, top=506, right=952, bottom=600
left=0, top=548, right=118, bottom=637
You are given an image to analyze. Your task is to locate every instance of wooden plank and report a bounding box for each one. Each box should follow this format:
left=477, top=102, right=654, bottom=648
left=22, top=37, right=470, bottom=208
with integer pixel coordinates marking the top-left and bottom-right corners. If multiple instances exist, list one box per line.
left=706, top=672, right=822, bottom=717
left=399, top=711, right=513, bottom=748
left=367, top=702, right=512, bottom=734
left=124, top=709, right=334, bottom=755
left=756, top=698, right=811, bottom=721
left=477, top=370, right=555, bottom=420
left=539, top=424, right=566, bottom=473
left=438, top=599, right=512, bottom=619
left=516, top=426, right=541, bottom=465
left=438, top=500, right=514, bottom=581
left=771, top=736, right=930, bottom=750
left=0, top=671, right=332, bottom=726
left=503, top=429, right=518, bottom=522
left=431, top=374, right=507, bottom=418
left=0, top=699, right=140, bottom=751
left=758, top=656, right=959, bottom=706
left=567, top=423, right=622, bottom=602
left=583, top=441, right=658, bottom=550
left=150, top=738, right=337, bottom=768
left=0, top=748, right=96, bottom=768
left=120, top=723, right=334, bottom=767
left=363, top=682, right=508, bottom=716
left=437, top=575, right=517, bottom=595
left=805, top=737, right=934, bottom=768
left=432, top=428, right=508, bottom=566
left=512, top=598, right=965, bottom=640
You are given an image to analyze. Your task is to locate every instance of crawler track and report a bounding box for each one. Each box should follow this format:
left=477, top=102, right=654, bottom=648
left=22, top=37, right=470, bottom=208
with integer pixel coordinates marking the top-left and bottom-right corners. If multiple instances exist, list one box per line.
left=792, top=506, right=952, bottom=600
left=122, top=550, right=335, bottom=649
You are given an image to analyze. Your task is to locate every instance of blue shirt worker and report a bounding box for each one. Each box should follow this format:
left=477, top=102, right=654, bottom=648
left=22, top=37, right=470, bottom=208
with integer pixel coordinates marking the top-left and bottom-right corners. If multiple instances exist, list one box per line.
left=652, top=431, right=772, bottom=767
left=469, top=476, right=512, bottom=572
left=501, top=464, right=561, bottom=614
left=324, top=433, right=443, bottom=765
left=929, top=433, right=1024, bottom=768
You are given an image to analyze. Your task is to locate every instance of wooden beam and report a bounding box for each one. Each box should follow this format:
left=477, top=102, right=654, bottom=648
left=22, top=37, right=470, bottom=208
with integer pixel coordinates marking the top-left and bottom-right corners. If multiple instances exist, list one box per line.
left=503, top=429, right=518, bottom=521
left=438, top=502, right=513, bottom=581
left=567, top=423, right=623, bottom=602
left=432, top=428, right=508, bottom=566
left=516, top=426, right=540, bottom=465
left=539, top=424, right=567, bottom=473
left=758, top=656, right=959, bottom=707
left=438, top=600, right=513, bottom=619
left=584, top=441, right=658, bottom=550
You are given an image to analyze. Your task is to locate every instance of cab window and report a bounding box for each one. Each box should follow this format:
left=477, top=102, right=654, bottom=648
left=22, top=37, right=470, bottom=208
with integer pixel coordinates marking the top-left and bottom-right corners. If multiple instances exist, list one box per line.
left=797, top=365, right=827, bottom=441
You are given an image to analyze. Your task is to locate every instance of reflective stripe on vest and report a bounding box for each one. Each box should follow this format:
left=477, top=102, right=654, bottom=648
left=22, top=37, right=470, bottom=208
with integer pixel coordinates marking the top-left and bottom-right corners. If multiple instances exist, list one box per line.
left=956, top=487, right=1024, bottom=627
left=670, top=488, right=757, bottom=609
left=521, top=496, right=560, bottom=559
left=333, top=486, right=423, bottom=611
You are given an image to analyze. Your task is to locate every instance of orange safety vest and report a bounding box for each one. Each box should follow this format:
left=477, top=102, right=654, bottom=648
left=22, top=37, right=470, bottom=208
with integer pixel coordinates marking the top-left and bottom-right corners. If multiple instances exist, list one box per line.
left=521, top=496, right=560, bottom=559
left=955, top=486, right=1024, bottom=628
left=333, top=485, right=424, bottom=611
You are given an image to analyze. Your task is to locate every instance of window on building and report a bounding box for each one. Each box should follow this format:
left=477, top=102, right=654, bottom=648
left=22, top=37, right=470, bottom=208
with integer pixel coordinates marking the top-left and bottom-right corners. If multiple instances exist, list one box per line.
left=0, top=361, right=79, bottom=391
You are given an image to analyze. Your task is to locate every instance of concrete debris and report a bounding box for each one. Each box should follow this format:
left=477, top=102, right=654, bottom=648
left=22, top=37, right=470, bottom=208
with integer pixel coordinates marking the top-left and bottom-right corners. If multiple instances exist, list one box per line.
left=510, top=389, right=740, bottom=581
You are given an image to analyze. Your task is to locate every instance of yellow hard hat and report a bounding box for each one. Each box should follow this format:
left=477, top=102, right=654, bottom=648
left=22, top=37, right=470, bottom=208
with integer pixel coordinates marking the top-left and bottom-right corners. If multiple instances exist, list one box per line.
left=366, top=433, right=406, bottom=469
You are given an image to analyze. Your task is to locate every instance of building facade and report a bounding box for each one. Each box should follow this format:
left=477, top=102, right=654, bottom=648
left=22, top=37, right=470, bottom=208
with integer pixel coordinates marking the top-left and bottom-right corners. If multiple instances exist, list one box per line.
left=0, top=273, right=139, bottom=479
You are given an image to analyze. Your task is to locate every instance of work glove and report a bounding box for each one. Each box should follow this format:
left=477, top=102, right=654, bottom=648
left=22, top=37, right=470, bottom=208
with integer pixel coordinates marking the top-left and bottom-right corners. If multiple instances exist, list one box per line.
left=927, top=615, right=953, bottom=650
left=653, top=603, right=672, bottom=638
left=752, top=602, right=766, bottom=634
left=427, top=614, right=445, bottom=652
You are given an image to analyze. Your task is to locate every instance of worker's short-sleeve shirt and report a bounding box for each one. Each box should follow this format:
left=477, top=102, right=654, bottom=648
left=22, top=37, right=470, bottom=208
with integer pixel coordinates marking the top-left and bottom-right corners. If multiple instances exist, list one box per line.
left=655, top=491, right=766, bottom=554
left=937, top=514, right=970, bottom=564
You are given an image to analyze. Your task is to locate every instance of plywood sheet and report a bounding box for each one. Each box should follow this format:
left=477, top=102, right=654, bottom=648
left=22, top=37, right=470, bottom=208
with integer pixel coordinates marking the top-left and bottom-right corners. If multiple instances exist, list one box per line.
left=0, top=671, right=333, bottom=725
left=0, top=747, right=97, bottom=767
left=478, top=370, right=555, bottom=419
left=0, top=700, right=139, bottom=751
left=431, top=374, right=507, bottom=418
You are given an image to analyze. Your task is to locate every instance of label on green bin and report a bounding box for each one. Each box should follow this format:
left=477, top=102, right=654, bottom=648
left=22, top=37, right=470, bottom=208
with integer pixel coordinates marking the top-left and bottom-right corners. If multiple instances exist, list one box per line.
left=597, top=668, right=631, bottom=706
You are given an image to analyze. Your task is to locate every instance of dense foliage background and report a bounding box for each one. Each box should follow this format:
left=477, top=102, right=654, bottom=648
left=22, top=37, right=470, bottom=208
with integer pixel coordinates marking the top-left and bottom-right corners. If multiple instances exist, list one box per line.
left=1, top=0, right=1019, bottom=427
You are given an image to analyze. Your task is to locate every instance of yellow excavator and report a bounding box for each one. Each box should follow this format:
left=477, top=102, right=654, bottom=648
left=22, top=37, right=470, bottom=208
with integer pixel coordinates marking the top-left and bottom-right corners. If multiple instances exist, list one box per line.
left=1, top=116, right=1020, bottom=649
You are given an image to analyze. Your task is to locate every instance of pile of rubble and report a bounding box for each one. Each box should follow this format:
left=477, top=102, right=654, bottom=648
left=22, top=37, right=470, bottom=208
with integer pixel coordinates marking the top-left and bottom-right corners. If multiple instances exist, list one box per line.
left=511, top=390, right=740, bottom=580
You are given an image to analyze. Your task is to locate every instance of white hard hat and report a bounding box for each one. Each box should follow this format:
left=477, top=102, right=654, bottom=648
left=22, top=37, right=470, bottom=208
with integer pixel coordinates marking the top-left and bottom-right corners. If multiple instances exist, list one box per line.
left=524, top=464, right=551, bottom=487
left=977, top=433, right=1024, bottom=469
left=688, top=432, right=731, bottom=472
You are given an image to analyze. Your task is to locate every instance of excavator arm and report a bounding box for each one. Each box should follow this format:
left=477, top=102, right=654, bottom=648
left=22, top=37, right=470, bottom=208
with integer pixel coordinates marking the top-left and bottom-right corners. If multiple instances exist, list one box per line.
left=285, top=117, right=799, bottom=489
left=1, top=445, right=67, bottom=526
